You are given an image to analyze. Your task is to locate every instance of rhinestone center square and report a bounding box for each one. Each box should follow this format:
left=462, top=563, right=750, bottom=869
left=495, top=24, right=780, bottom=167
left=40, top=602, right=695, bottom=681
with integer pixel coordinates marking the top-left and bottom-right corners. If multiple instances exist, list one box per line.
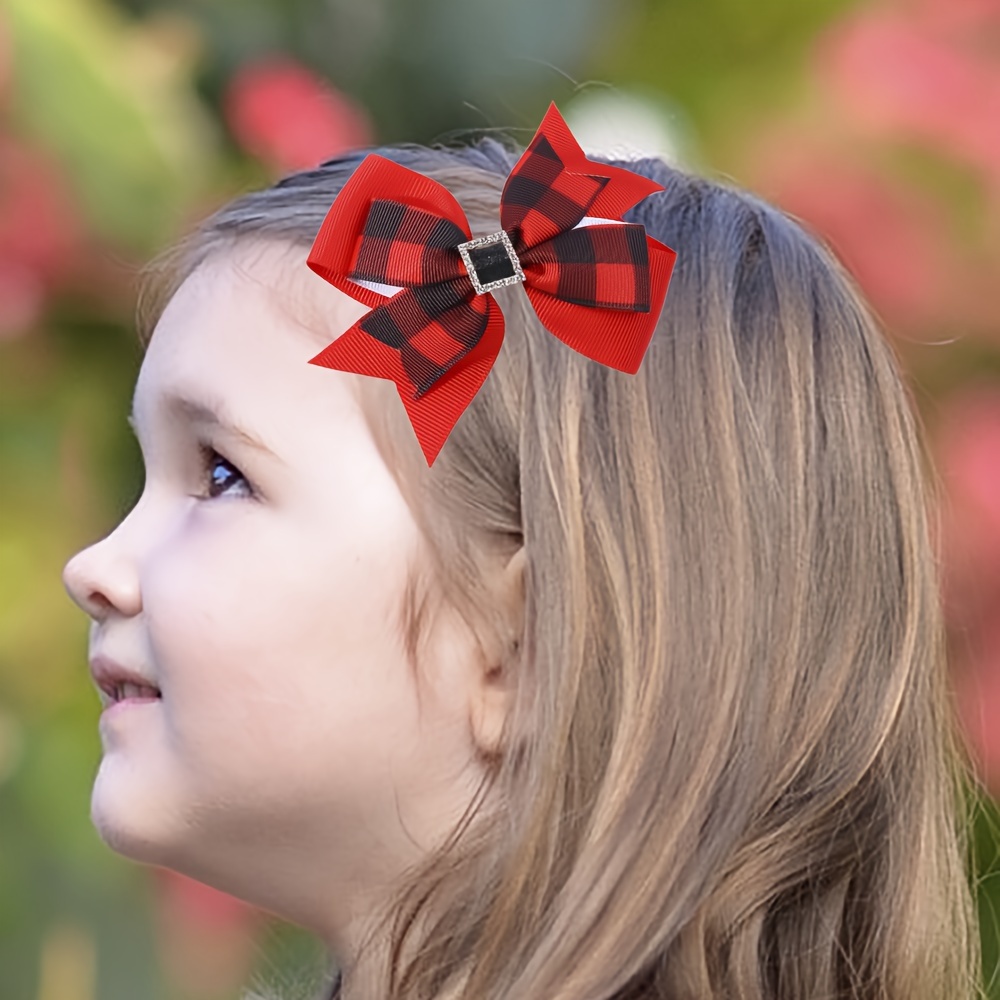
left=456, top=230, right=525, bottom=295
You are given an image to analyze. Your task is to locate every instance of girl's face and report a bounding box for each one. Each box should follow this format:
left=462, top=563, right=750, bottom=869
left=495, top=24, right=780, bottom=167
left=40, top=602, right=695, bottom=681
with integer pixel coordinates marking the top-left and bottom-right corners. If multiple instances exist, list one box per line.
left=61, top=241, right=487, bottom=946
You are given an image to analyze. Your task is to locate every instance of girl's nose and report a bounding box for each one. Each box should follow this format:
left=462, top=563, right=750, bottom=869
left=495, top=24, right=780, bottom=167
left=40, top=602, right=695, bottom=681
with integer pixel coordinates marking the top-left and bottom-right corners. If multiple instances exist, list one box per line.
left=62, top=524, right=142, bottom=622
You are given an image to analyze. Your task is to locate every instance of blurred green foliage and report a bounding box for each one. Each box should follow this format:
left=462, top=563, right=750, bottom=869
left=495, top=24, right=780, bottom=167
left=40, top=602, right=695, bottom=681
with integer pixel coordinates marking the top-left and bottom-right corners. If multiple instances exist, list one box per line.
left=597, top=0, right=860, bottom=164
left=5, top=0, right=220, bottom=252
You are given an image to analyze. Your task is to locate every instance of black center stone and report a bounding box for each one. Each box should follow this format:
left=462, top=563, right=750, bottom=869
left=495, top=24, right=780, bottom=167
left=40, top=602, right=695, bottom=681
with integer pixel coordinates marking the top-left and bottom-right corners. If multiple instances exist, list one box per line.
left=467, top=240, right=516, bottom=287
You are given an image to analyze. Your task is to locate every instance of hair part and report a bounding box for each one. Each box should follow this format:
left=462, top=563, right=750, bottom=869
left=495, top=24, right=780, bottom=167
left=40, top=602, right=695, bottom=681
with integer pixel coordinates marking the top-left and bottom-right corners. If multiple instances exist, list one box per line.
left=135, top=136, right=983, bottom=1000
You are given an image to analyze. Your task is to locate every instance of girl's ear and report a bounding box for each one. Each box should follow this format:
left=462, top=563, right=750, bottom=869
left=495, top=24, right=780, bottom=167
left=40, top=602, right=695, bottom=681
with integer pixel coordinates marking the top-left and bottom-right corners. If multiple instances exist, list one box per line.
left=469, top=545, right=526, bottom=759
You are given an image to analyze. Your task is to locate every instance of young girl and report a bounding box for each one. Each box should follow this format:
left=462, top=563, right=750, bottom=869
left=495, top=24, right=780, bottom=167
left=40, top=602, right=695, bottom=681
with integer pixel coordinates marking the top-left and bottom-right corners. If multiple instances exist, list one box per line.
left=61, top=105, right=982, bottom=1000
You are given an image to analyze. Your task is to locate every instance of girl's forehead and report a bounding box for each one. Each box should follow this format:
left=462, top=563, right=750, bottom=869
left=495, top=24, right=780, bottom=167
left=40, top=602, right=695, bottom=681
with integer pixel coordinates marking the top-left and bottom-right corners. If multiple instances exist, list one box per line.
left=167, top=244, right=305, bottom=325
left=137, top=243, right=372, bottom=432
left=143, top=266, right=287, bottom=380
left=177, top=241, right=369, bottom=354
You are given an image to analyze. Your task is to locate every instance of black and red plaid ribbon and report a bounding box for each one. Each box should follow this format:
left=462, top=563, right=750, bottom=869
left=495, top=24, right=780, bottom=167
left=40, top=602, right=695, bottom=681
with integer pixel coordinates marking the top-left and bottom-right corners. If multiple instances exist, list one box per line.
left=306, top=102, right=677, bottom=466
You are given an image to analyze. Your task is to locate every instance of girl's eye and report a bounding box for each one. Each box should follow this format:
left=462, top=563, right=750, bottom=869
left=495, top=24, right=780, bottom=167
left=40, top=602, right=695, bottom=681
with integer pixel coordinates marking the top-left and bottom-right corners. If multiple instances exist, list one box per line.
left=196, top=444, right=253, bottom=500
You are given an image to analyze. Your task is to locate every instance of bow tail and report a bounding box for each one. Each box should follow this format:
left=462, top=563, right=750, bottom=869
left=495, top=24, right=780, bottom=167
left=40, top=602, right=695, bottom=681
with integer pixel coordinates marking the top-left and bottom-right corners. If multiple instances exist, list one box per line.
left=307, top=301, right=505, bottom=466
left=523, top=238, right=677, bottom=374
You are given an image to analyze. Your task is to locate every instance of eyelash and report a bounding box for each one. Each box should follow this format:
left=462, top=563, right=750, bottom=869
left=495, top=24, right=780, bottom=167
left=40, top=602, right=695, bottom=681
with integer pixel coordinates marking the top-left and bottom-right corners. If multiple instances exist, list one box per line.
left=195, top=443, right=254, bottom=501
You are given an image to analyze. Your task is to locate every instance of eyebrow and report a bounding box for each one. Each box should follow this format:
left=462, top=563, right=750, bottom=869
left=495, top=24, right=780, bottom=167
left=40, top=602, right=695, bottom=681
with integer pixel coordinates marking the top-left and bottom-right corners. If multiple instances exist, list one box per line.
left=127, top=390, right=284, bottom=463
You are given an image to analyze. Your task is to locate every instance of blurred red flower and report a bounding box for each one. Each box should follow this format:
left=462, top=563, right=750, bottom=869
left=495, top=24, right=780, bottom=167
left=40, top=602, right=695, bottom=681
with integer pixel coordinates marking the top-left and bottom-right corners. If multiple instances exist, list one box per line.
left=0, top=134, right=84, bottom=339
left=150, top=867, right=266, bottom=997
left=223, top=57, right=373, bottom=173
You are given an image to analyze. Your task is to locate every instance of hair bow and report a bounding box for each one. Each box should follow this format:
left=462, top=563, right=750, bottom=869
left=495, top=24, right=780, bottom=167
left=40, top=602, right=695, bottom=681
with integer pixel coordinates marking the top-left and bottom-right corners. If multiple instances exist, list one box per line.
left=305, top=102, right=677, bottom=466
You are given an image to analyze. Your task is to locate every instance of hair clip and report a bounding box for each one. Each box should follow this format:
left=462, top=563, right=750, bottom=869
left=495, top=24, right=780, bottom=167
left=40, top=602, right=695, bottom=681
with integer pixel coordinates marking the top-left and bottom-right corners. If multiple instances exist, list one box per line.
left=305, top=102, right=677, bottom=466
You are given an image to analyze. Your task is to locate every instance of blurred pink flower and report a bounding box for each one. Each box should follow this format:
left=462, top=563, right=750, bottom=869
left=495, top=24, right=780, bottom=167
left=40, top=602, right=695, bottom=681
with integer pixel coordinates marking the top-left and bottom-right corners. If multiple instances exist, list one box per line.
left=933, top=388, right=1000, bottom=793
left=750, top=130, right=955, bottom=332
left=935, top=388, right=1000, bottom=622
left=223, top=57, right=373, bottom=173
left=909, top=0, right=1000, bottom=38
left=954, top=616, right=1000, bottom=798
left=816, top=6, right=1000, bottom=185
left=0, top=135, right=84, bottom=339
left=941, top=396, right=1000, bottom=541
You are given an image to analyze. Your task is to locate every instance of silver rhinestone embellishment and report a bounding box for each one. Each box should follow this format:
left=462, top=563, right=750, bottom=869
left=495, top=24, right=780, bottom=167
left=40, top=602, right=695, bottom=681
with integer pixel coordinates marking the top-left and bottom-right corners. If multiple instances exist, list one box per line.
left=456, top=230, right=525, bottom=295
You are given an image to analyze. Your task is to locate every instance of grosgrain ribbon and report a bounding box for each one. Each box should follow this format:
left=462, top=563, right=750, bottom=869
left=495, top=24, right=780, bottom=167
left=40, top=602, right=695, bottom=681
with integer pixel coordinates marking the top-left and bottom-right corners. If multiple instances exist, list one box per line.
left=305, top=102, right=677, bottom=466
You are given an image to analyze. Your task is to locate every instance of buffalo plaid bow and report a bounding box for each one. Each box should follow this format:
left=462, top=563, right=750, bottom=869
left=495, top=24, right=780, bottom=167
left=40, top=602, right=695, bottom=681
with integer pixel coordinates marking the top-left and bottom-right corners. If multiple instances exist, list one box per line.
left=306, top=102, right=677, bottom=466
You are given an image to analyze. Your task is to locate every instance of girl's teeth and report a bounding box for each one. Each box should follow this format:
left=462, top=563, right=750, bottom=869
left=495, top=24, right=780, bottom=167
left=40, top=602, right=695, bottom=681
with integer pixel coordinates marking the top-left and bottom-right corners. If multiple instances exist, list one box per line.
left=119, top=681, right=159, bottom=700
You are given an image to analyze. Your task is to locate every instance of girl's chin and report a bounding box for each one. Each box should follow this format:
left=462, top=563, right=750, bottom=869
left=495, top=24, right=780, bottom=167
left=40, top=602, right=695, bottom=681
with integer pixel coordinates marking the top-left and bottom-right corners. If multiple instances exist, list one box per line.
left=89, top=755, right=180, bottom=864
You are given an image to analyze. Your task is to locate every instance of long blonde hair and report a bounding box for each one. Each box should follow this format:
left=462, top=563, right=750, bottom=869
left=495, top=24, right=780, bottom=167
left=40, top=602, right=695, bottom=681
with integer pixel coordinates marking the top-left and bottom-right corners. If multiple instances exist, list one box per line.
left=135, top=137, right=983, bottom=1000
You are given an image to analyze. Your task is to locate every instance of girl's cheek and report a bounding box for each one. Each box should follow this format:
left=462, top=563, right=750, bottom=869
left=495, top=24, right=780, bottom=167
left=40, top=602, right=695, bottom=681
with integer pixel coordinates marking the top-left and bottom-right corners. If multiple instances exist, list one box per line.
left=143, top=518, right=235, bottom=617
left=169, top=503, right=253, bottom=559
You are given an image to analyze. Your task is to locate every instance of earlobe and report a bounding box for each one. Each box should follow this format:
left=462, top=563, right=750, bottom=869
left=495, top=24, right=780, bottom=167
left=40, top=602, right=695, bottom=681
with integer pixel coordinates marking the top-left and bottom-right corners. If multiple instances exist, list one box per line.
left=469, top=545, right=526, bottom=758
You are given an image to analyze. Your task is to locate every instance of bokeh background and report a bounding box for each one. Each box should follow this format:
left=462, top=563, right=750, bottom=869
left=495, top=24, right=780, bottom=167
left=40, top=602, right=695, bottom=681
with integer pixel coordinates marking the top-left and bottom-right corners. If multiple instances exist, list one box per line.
left=1, top=0, right=999, bottom=997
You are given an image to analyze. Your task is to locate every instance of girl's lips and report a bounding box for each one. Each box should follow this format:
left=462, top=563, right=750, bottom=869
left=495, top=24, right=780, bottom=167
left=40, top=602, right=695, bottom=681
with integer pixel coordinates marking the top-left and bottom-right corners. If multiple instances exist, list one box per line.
left=100, top=695, right=161, bottom=722
left=89, top=653, right=161, bottom=701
